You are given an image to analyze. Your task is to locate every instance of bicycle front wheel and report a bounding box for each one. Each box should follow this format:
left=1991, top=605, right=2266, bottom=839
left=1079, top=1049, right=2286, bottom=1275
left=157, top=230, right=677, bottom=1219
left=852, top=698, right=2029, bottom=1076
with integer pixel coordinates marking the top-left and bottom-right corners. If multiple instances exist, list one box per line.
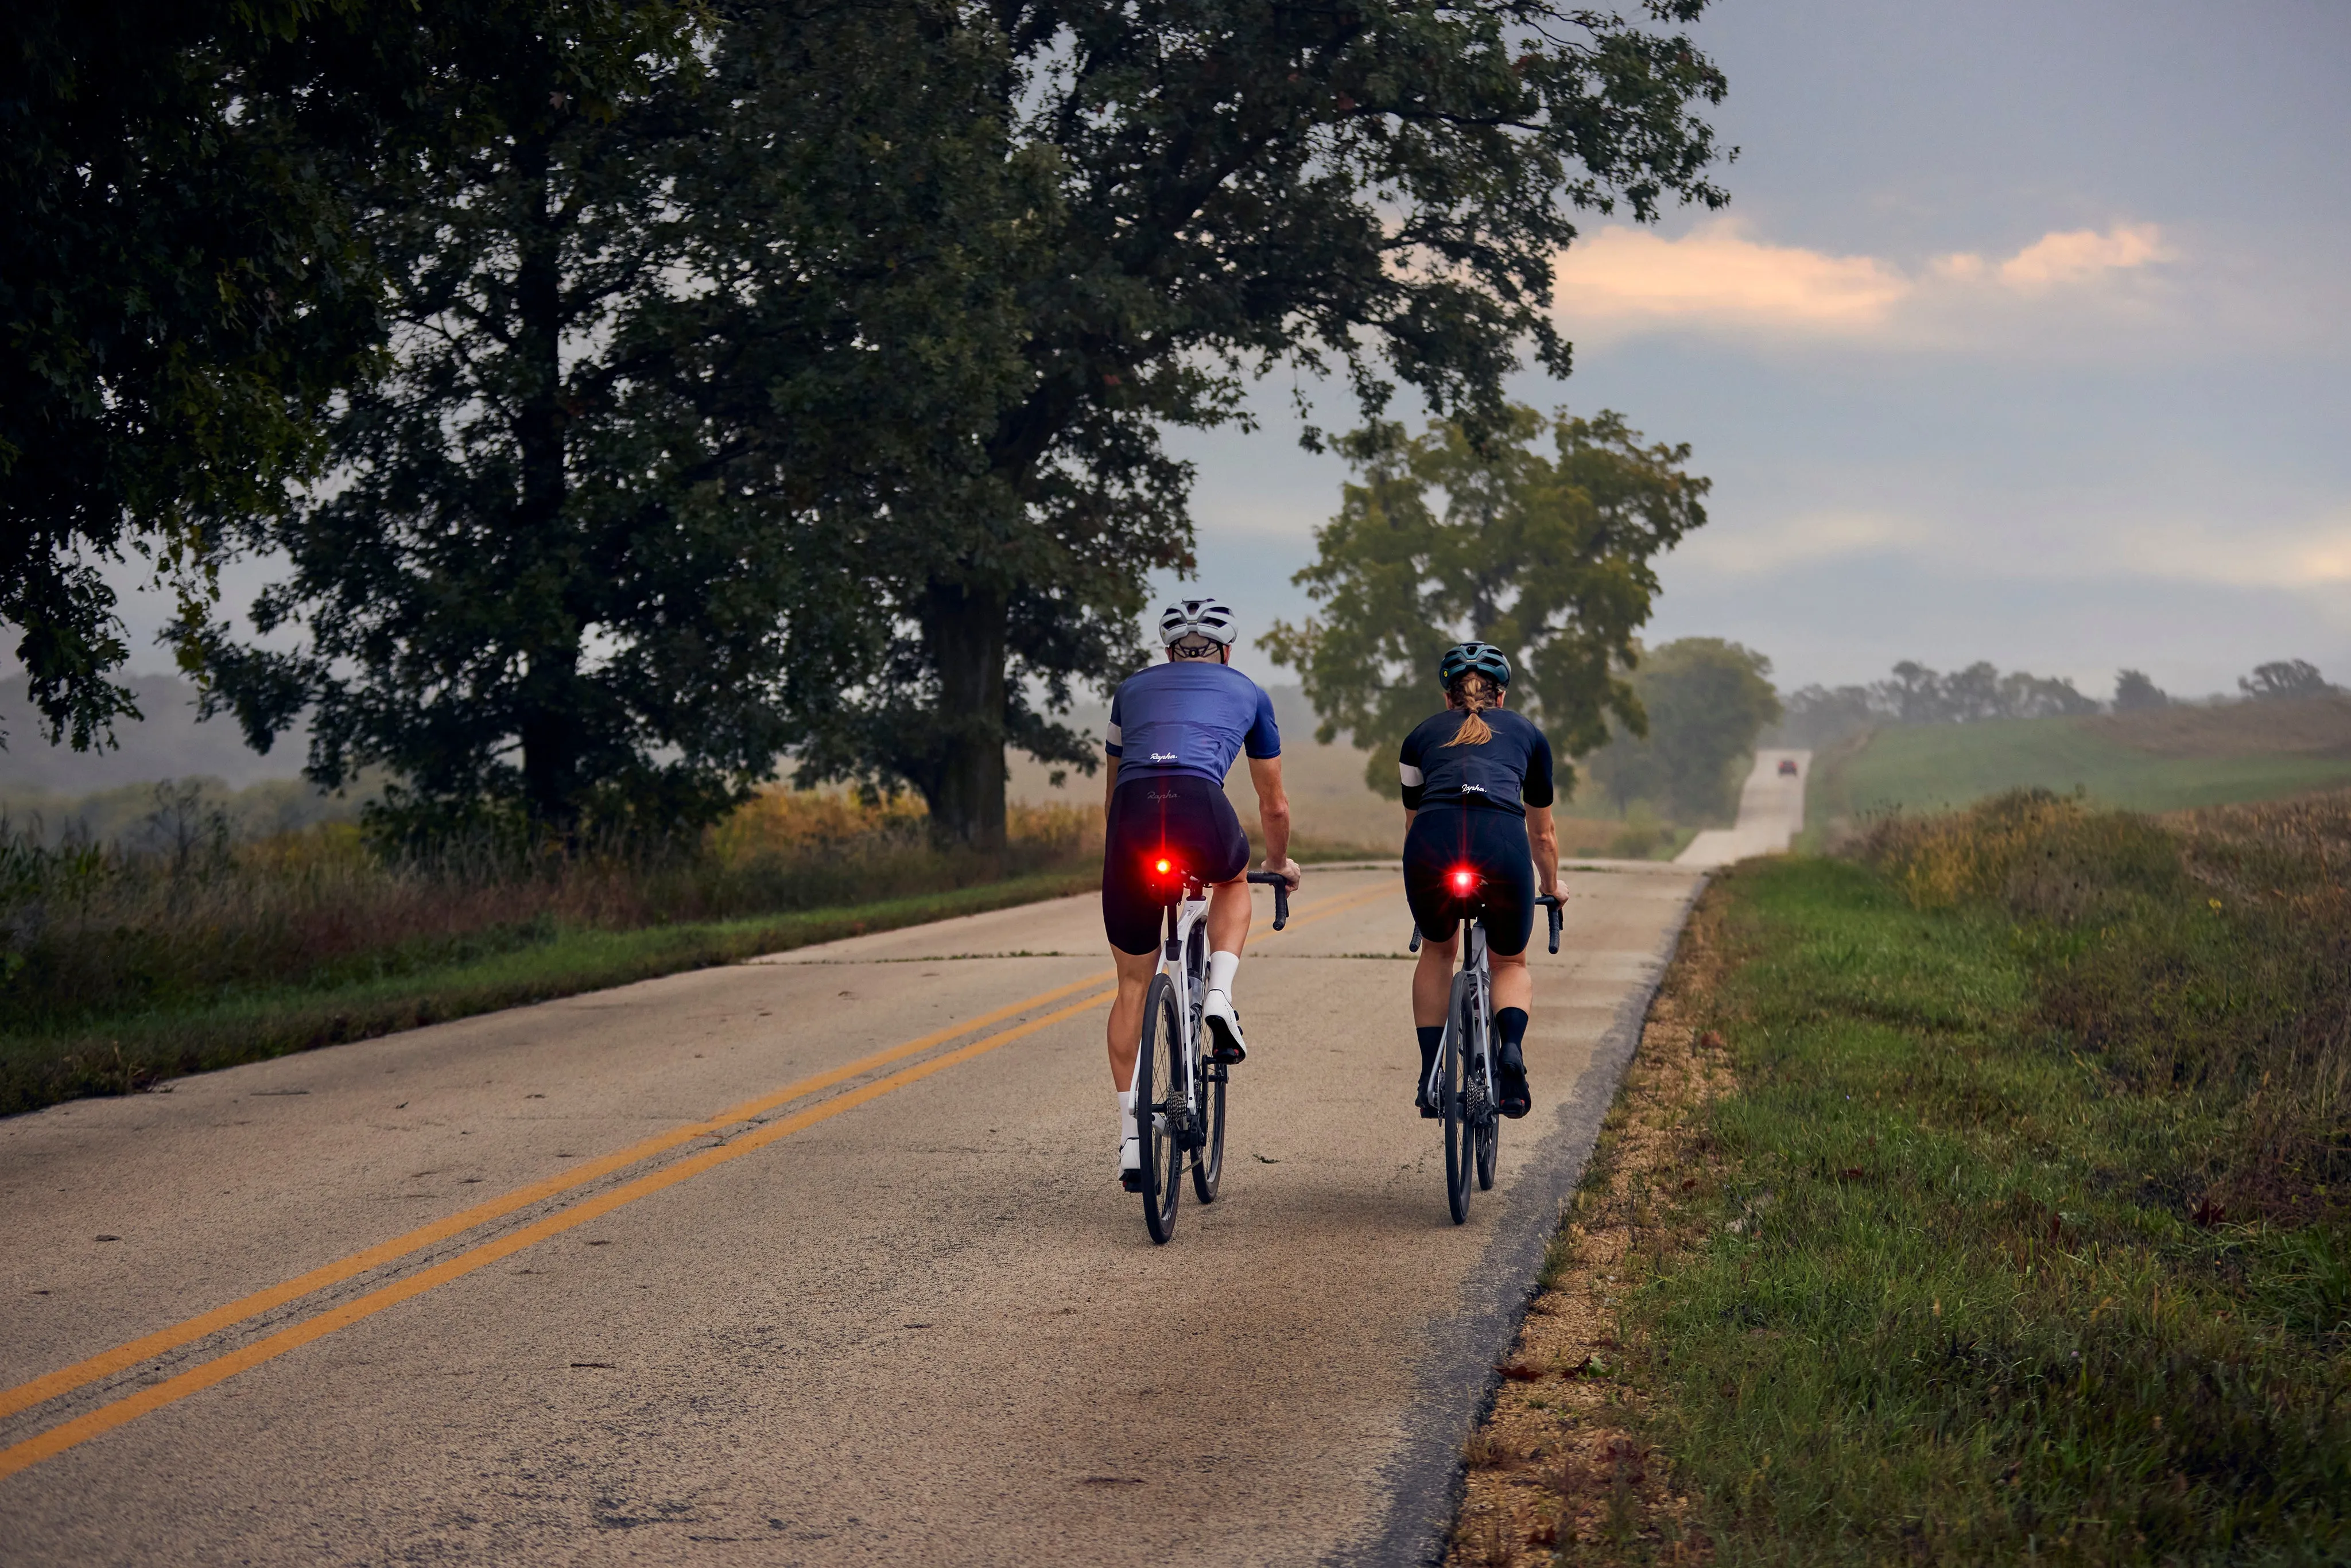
left=1441, top=971, right=1476, bottom=1225
left=1136, top=972, right=1185, bottom=1243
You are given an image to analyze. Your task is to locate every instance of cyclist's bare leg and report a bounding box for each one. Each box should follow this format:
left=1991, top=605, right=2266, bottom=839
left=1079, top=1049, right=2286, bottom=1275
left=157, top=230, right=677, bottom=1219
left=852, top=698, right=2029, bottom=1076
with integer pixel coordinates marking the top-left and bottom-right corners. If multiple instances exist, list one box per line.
left=1412, top=930, right=1458, bottom=1027
left=1105, top=945, right=1158, bottom=1092
left=1491, top=948, right=1531, bottom=1014
left=1205, top=875, right=1251, bottom=955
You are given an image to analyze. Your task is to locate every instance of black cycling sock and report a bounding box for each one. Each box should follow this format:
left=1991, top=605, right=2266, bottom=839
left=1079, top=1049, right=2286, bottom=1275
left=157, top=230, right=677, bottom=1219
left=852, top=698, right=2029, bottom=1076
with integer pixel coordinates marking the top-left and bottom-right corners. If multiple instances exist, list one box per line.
left=1496, top=1007, right=1530, bottom=1072
left=1415, top=1025, right=1443, bottom=1080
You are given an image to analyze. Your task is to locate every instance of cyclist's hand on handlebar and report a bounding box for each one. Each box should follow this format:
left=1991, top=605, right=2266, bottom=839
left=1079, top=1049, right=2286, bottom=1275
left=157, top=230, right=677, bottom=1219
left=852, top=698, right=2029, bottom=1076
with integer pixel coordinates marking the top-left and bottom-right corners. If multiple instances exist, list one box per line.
left=1263, top=856, right=1302, bottom=890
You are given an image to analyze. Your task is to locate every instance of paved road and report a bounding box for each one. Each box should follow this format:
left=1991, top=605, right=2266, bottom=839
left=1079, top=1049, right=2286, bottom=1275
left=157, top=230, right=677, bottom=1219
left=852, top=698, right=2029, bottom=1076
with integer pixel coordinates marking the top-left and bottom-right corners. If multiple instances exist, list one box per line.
left=1, top=860, right=1704, bottom=1566
left=1677, top=748, right=1811, bottom=868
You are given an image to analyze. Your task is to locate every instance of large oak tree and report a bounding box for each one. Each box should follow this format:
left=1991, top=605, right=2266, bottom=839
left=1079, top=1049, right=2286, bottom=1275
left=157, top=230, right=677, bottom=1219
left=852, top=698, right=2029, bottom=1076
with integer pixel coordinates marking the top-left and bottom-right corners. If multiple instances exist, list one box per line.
left=762, top=0, right=1732, bottom=846
left=1262, top=405, right=1711, bottom=798
left=1, top=0, right=395, bottom=751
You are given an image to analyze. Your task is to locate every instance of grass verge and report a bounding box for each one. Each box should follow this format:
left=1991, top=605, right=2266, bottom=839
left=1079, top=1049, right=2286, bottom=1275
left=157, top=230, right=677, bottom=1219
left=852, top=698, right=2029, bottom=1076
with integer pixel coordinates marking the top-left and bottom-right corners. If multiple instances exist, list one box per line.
left=2, top=870, right=1094, bottom=1117
left=1450, top=791, right=2351, bottom=1565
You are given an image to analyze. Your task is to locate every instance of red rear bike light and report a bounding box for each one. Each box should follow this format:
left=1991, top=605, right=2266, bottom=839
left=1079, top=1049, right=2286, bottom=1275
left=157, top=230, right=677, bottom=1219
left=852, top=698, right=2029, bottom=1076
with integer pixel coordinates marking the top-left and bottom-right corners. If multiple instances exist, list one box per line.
left=1154, top=857, right=1173, bottom=875
left=1448, top=867, right=1478, bottom=896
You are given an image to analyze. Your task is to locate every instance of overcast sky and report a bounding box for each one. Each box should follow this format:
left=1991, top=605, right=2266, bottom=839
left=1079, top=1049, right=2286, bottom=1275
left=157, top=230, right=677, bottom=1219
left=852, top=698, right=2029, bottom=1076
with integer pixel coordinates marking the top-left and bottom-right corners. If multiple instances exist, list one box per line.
left=88, top=0, right=2351, bottom=713
left=1171, top=0, right=2351, bottom=700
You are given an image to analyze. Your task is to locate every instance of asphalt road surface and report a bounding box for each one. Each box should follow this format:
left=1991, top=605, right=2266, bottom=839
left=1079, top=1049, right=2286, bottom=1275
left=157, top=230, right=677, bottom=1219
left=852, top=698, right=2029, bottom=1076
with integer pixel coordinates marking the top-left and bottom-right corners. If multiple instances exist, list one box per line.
left=1677, top=749, right=1811, bottom=868
left=2, top=857, right=1713, bottom=1566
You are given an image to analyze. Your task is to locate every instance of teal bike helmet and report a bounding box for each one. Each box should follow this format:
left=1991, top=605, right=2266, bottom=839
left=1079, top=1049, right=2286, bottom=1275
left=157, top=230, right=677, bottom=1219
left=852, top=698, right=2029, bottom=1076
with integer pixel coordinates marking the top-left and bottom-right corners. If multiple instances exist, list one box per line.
left=1438, top=642, right=1512, bottom=689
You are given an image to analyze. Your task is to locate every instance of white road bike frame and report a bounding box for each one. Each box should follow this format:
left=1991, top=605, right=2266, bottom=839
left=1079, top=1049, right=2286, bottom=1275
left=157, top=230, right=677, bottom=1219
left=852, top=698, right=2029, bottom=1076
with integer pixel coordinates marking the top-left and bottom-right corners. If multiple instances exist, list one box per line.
left=1154, top=880, right=1212, bottom=1141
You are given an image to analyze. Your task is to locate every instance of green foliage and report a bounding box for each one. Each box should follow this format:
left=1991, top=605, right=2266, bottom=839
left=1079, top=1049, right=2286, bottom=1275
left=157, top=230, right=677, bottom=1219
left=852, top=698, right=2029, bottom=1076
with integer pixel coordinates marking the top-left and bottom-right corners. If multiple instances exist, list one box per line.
left=1261, top=406, right=1710, bottom=795
left=766, top=0, right=1732, bottom=845
left=197, top=0, right=789, bottom=837
left=0, top=0, right=393, bottom=750
left=1584, top=635, right=1779, bottom=820
left=24, top=0, right=1732, bottom=849
left=1623, top=799, right=2351, bottom=1563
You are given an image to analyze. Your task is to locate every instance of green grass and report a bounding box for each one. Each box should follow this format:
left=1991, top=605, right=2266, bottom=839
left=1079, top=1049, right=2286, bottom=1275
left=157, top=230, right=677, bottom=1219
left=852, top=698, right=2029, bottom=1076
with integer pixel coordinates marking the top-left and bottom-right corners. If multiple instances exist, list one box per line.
left=1829, top=717, right=2351, bottom=820
left=1, top=871, right=1094, bottom=1117
left=1618, top=800, right=2351, bottom=1564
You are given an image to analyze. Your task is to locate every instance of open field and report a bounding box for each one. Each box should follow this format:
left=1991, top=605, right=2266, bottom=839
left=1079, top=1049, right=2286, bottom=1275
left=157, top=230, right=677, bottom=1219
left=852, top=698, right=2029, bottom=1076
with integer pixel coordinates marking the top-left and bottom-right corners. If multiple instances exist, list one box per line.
left=1813, top=694, right=2351, bottom=835
left=1450, top=789, right=2351, bottom=1565
left=0, top=792, right=1100, bottom=1116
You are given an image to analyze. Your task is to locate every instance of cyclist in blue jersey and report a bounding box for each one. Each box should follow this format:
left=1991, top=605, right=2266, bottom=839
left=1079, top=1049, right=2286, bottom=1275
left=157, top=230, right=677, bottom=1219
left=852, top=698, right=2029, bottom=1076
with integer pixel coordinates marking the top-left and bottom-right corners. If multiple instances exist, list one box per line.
left=1103, top=598, right=1303, bottom=1186
left=1399, top=643, right=1561, bottom=1119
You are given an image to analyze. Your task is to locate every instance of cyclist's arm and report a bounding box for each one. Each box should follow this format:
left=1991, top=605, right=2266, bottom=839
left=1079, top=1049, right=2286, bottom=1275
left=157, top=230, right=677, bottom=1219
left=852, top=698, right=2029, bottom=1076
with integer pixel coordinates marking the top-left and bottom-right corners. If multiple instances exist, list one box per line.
left=1246, top=755, right=1300, bottom=886
left=1528, top=804, right=1560, bottom=898
left=1103, top=755, right=1119, bottom=812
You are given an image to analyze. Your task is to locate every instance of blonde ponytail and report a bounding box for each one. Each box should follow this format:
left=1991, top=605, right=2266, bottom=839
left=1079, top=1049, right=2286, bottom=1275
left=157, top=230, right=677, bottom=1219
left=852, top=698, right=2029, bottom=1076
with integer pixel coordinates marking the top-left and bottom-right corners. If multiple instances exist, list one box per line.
left=1443, top=673, right=1499, bottom=746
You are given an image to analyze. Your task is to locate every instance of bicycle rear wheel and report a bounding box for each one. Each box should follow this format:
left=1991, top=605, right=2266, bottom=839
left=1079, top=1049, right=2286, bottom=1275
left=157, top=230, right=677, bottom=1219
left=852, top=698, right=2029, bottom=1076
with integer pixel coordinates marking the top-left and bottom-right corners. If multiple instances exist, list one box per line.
left=1474, top=1062, right=1499, bottom=1191
left=1136, top=972, right=1185, bottom=1243
left=1441, top=971, right=1476, bottom=1225
left=1192, top=1059, right=1227, bottom=1202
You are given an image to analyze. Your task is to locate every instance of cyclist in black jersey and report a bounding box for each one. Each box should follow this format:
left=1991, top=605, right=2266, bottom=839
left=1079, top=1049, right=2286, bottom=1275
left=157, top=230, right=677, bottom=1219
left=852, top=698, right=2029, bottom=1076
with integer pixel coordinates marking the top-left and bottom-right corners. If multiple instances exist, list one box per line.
left=1398, top=643, right=1561, bottom=1118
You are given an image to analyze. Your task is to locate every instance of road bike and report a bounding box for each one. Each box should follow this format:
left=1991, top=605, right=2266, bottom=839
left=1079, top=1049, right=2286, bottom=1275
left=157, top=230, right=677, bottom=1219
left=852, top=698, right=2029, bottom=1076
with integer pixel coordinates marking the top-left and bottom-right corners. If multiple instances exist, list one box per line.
left=1134, top=859, right=1291, bottom=1244
left=1410, top=877, right=1564, bottom=1225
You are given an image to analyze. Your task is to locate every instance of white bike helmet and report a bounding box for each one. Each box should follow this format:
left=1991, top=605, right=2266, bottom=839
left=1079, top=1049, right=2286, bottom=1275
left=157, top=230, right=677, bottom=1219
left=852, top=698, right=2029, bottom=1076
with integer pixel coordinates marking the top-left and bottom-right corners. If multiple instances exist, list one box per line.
left=1158, top=597, right=1237, bottom=647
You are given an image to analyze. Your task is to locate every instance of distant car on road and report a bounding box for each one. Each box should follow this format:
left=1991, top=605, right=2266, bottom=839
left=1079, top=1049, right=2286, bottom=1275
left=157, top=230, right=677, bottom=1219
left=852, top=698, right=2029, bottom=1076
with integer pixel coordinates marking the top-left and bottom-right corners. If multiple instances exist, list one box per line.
left=1776, top=758, right=1799, bottom=777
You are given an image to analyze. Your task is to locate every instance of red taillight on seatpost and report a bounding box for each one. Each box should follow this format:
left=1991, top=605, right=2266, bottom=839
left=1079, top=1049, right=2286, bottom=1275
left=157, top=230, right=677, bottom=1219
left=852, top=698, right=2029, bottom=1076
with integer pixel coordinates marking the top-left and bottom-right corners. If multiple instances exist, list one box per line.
left=1448, top=867, right=1478, bottom=897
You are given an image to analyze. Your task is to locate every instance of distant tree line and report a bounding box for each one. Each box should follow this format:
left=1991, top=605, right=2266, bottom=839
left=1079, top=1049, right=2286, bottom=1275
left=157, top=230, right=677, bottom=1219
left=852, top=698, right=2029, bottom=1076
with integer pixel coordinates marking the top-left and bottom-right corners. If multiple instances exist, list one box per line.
left=1, top=0, right=1732, bottom=848
left=1775, top=660, right=2101, bottom=747
left=1778, top=658, right=2341, bottom=748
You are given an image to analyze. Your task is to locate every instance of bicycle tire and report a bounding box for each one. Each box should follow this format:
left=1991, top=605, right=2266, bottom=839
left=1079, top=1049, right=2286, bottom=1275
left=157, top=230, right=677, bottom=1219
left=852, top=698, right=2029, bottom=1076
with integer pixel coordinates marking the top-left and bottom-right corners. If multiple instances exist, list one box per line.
left=1136, top=972, right=1184, bottom=1243
left=1186, top=926, right=1225, bottom=1202
left=1193, top=1061, right=1227, bottom=1202
left=1475, top=1072, right=1499, bottom=1191
left=1442, top=970, right=1476, bottom=1224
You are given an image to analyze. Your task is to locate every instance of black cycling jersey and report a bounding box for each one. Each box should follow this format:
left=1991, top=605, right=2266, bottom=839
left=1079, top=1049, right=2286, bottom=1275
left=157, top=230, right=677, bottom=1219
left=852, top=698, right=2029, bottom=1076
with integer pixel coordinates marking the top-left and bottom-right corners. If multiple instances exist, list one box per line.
left=1398, top=707, right=1555, bottom=816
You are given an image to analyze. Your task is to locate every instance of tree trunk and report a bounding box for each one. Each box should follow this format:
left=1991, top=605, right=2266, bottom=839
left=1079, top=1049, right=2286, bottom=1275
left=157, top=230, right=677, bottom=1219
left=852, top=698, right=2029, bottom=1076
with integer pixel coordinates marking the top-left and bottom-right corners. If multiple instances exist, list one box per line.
left=921, top=579, right=1007, bottom=850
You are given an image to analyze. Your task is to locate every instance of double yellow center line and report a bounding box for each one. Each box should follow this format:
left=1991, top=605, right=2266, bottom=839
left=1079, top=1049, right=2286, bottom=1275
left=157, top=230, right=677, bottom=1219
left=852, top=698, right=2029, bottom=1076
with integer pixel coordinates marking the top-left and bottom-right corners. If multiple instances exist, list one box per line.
left=0, top=878, right=1394, bottom=1482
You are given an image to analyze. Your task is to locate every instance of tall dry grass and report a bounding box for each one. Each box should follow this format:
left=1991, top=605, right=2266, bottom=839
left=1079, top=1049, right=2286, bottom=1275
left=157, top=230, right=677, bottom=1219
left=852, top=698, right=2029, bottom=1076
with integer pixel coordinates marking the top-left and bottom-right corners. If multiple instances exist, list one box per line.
left=0, top=783, right=1101, bottom=1045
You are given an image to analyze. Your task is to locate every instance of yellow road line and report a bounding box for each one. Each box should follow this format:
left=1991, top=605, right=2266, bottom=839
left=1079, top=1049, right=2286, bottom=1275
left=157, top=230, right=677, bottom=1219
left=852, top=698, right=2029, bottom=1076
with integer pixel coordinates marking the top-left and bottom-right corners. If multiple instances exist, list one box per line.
left=0, top=970, right=1109, bottom=1423
left=0, top=988, right=1120, bottom=1484
left=0, top=874, right=1390, bottom=1426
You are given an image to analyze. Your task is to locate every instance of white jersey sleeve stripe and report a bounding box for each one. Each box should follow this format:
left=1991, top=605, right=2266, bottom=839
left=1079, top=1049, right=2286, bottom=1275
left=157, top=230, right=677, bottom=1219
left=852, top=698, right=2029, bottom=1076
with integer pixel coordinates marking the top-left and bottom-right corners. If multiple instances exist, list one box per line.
left=1398, top=762, right=1424, bottom=787
left=1105, top=720, right=1123, bottom=747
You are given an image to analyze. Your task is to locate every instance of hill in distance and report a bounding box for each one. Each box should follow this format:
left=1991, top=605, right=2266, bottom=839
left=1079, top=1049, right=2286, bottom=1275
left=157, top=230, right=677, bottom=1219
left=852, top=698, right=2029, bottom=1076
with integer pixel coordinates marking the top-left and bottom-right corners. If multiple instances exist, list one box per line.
left=1814, top=693, right=2351, bottom=833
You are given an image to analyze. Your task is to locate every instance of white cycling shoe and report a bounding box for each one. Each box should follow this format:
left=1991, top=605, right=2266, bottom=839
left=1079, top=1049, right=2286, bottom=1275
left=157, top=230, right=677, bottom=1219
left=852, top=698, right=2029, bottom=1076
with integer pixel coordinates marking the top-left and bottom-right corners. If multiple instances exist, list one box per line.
left=1118, top=1133, right=1143, bottom=1191
left=1202, top=989, right=1248, bottom=1064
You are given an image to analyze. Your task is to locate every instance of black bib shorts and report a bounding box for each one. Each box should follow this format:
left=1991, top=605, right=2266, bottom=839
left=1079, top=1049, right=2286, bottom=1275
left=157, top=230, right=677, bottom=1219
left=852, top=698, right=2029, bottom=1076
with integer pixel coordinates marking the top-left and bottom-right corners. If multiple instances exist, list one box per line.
left=1101, top=774, right=1251, bottom=956
left=1402, top=806, right=1537, bottom=957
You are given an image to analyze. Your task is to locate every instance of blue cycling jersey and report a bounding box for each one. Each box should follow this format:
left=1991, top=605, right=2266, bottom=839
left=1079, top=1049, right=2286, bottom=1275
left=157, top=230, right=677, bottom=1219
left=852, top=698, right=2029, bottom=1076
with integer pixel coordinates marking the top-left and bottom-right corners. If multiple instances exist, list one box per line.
left=1398, top=707, right=1555, bottom=816
left=1105, top=661, right=1281, bottom=785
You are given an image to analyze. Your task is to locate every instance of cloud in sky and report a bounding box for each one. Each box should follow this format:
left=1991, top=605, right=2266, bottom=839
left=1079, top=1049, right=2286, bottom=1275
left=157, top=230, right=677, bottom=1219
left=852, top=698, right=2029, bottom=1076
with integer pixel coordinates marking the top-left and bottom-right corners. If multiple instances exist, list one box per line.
left=1553, top=218, right=2176, bottom=340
